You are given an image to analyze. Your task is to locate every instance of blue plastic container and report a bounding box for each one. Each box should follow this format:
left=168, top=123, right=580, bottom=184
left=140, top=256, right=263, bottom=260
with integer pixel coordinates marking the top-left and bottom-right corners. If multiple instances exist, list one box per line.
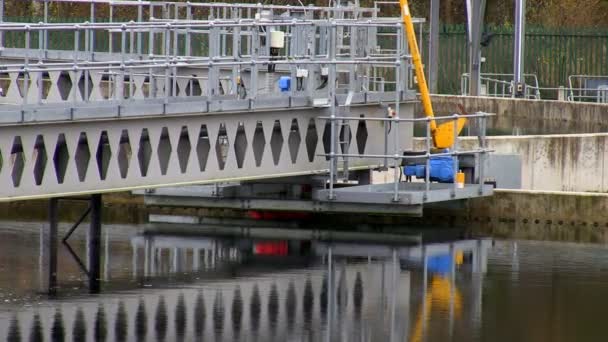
left=278, top=76, right=291, bottom=92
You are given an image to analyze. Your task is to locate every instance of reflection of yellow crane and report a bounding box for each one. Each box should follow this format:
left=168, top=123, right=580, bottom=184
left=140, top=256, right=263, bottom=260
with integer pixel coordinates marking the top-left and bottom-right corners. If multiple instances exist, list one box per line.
left=399, top=0, right=466, bottom=149
left=410, top=251, right=464, bottom=342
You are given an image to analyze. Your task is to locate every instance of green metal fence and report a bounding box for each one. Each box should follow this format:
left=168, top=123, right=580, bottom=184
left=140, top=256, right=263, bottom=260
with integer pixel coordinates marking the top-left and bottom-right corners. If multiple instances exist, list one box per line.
left=421, top=25, right=608, bottom=98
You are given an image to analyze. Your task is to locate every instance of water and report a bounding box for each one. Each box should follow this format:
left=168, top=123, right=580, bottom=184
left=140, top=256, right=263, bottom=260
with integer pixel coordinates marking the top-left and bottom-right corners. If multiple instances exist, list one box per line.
left=1, top=222, right=608, bottom=341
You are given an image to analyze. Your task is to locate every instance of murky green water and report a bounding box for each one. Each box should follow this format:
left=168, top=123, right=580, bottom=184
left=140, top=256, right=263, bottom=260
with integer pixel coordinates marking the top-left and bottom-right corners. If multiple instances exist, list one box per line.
left=1, top=221, right=608, bottom=341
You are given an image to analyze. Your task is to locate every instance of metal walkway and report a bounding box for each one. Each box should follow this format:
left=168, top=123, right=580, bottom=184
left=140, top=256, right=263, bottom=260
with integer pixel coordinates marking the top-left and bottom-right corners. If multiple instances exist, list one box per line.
left=0, top=0, right=492, bottom=211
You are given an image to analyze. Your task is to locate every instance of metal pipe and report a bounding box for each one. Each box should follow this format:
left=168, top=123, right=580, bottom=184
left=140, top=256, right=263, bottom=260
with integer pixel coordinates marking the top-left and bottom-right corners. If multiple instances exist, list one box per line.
left=512, top=0, right=526, bottom=97
left=318, top=149, right=493, bottom=160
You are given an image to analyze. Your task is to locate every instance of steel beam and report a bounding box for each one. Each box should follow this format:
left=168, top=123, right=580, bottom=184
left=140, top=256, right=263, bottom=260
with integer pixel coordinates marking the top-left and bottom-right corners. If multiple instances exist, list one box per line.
left=0, top=104, right=411, bottom=201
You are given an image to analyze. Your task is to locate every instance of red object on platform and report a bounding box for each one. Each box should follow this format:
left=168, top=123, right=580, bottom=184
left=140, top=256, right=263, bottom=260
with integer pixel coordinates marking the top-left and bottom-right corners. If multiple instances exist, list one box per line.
left=254, top=241, right=289, bottom=256
left=248, top=211, right=311, bottom=221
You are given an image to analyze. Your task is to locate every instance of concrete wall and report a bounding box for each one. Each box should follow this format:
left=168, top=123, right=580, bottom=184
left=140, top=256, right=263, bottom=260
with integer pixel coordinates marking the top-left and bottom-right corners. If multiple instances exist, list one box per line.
left=415, top=95, right=608, bottom=135
left=416, top=133, right=608, bottom=192
left=467, top=190, right=608, bottom=243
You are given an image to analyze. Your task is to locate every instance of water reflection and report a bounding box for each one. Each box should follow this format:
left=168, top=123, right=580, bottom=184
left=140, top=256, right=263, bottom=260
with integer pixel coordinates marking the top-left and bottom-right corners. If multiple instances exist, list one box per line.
left=231, top=286, right=243, bottom=335
left=175, top=293, right=187, bottom=340
left=286, top=281, right=297, bottom=332
left=29, top=314, right=43, bottom=342
left=115, top=302, right=127, bottom=342
left=267, top=283, right=279, bottom=335
left=303, top=277, right=314, bottom=329
left=193, top=292, right=205, bottom=338
left=72, top=308, right=86, bottom=342
left=134, top=299, right=146, bottom=341
left=95, top=305, right=107, bottom=342
left=212, top=291, right=224, bottom=338
left=7, top=315, right=20, bottom=342
left=51, top=309, right=64, bottom=342
left=154, top=296, right=167, bottom=341
left=1, top=227, right=492, bottom=342
left=249, top=284, right=261, bottom=333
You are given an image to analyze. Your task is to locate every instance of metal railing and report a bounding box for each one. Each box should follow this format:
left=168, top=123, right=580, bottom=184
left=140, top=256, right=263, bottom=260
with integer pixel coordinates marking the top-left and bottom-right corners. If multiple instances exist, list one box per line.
left=0, top=16, right=416, bottom=112
left=568, top=75, right=608, bottom=103
left=460, top=73, right=540, bottom=99
left=320, top=111, right=494, bottom=202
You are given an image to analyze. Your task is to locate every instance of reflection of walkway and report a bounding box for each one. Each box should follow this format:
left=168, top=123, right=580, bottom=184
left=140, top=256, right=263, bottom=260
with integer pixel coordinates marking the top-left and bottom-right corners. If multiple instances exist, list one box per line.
left=2, top=266, right=370, bottom=342
left=10, top=236, right=489, bottom=341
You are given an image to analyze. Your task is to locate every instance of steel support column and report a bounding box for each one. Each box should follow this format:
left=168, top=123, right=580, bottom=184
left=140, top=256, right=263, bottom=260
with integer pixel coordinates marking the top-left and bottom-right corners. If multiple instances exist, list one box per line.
left=428, top=0, right=440, bottom=93
left=467, top=0, right=486, bottom=96
left=0, top=0, right=4, bottom=50
left=512, top=0, right=526, bottom=97
left=88, top=194, right=102, bottom=293
left=47, top=198, right=59, bottom=295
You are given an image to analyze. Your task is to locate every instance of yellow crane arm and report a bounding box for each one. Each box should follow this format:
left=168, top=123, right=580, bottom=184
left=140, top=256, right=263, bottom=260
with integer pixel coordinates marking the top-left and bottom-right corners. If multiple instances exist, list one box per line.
left=399, top=0, right=466, bottom=149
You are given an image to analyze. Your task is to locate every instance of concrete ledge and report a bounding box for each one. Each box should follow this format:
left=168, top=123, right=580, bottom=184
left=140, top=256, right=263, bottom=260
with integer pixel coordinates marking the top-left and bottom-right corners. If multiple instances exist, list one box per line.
left=467, top=190, right=608, bottom=242
left=416, top=95, right=608, bottom=135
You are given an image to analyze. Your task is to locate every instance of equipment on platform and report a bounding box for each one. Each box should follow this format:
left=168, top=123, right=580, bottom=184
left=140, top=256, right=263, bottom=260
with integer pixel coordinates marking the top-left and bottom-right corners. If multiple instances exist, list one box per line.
left=399, top=0, right=467, bottom=149
left=268, top=30, right=285, bottom=73
left=404, top=153, right=456, bottom=183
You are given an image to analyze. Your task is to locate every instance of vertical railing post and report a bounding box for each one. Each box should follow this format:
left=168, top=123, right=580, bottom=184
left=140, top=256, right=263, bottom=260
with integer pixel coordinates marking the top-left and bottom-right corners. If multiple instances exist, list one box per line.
left=232, top=8, right=240, bottom=97
left=250, top=21, right=259, bottom=109
left=478, top=112, right=486, bottom=195
left=90, top=1, right=95, bottom=58
left=164, top=23, right=171, bottom=105
left=23, top=27, right=31, bottom=106
left=37, top=27, right=43, bottom=104
left=392, top=24, right=402, bottom=203
left=0, top=0, right=4, bottom=51
left=425, top=117, right=431, bottom=201
left=119, top=24, right=127, bottom=103
left=43, top=0, right=48, bottom=51
left=452, top=114, right=459, bottom=197
left=328, top=22, right=337, bottom=200
left=172, top=24, right=178, bottom=97
left=137, top=0, right=143, bottom=55
left=185, top=2, right=192, bottom=57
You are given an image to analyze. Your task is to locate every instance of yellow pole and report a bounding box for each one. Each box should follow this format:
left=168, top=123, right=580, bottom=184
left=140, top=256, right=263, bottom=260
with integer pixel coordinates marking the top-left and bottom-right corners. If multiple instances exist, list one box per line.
left=399, top=0, right=437, bottom=132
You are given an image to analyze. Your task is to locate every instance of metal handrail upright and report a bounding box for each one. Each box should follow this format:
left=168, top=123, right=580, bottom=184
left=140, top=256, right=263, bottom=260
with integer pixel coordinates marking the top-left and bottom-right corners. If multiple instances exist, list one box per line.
left=328, top=20, right=338, bottom=200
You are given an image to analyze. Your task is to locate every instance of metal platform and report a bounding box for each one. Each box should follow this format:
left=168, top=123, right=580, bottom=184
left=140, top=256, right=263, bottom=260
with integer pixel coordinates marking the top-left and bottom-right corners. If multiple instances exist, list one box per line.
left=140, top=180, right=493, bottom=217
left=314, top=182, right=494, bottom=205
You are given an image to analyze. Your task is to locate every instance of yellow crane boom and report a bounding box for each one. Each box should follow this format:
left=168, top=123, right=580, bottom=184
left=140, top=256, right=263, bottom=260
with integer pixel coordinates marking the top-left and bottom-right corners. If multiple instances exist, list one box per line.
left=399, top=0, right=466, bottom=149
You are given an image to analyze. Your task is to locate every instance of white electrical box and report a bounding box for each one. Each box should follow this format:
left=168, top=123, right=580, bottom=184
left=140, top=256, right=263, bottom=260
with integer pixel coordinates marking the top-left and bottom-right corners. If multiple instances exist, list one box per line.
left=270, top=31, right=286, bottom=49
left=297, top=69, right=309, bottom=78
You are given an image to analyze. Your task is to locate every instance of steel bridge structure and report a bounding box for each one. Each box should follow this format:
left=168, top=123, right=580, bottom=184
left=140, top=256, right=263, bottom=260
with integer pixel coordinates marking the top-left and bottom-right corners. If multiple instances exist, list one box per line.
left=0, top=0, right=495, bottom=295
left=0, top=0, right=491, bottom=210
